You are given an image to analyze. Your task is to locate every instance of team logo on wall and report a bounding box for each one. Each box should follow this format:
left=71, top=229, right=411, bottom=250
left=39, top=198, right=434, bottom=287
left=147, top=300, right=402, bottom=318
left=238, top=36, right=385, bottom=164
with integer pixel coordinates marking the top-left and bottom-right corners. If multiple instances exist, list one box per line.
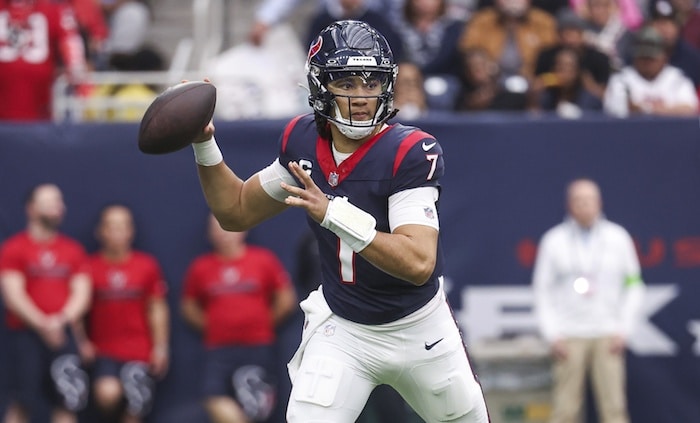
left=221, top=267, right=240, bottom=285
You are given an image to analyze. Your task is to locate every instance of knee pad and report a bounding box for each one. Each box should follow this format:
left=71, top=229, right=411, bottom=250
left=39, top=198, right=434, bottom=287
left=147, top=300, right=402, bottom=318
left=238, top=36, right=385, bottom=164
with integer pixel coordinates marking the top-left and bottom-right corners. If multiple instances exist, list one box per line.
left=50, top=354, right=89, bottom=411
left=120, top=362, right=155, bottom=417
left=231, top=365, right=276, bottom=421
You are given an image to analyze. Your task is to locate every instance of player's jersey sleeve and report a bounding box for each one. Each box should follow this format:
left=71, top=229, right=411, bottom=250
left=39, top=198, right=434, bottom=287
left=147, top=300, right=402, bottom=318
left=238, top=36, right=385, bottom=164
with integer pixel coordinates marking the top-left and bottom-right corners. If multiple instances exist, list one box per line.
left=144, top=255, right=167, bottom=298
left=66, top=239, right=90, bottom=276
left=182, top=259, right=204, bottom=302
left=0, top=237, right=24, bottom=273
left=261, top=249, right=292, bottom=292
left=277, top=114, right=317, bottom=169
left=390, top=131, right=444, bottom=194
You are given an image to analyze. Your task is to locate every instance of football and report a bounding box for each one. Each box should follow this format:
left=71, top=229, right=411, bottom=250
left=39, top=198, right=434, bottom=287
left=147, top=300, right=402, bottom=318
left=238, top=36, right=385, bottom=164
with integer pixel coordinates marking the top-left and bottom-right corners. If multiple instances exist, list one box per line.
left=138, top=81, right=217, bottom=154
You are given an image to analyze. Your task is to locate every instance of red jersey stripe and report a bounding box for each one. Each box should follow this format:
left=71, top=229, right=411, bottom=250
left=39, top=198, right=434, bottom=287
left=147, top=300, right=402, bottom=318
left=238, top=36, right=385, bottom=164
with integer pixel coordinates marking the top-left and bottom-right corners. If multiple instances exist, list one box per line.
left=281, top=114, right=306, bottom=153
left=393, top=130, right=434, bottom=177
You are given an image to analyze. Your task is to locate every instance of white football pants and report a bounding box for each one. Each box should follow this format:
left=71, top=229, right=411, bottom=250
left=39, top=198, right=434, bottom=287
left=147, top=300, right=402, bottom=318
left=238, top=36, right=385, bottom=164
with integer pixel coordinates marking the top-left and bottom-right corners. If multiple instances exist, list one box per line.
left=286, top=286, right=490, bottom=422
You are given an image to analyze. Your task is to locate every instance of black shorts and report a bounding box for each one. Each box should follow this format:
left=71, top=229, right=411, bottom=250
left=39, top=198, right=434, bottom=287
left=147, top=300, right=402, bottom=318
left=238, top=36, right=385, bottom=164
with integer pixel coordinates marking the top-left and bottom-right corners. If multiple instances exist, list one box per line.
left=5, top=328, right=88, bottom=414
left=202, top=344, right=277, bottom=421
left=92, top=356, right=155, bottom=417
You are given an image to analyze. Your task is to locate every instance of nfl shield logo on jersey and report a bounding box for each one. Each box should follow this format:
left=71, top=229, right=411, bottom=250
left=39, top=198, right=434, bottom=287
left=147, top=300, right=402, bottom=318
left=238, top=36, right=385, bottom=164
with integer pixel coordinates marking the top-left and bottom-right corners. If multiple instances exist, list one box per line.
left=328, top=172, right=339, bottom=187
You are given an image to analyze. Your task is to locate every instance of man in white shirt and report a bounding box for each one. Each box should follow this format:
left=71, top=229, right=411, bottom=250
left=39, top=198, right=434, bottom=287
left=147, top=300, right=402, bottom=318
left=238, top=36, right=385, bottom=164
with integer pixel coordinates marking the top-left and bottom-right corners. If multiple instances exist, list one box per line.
left=532, top=178, right=646, bottom=423
left=603, top=26, right=698, bottom=117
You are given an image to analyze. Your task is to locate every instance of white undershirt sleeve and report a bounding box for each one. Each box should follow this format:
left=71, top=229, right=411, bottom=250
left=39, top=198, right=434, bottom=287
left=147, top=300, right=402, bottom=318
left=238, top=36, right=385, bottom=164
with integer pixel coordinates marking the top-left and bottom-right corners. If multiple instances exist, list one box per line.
left=257, top=158, right=299, bottom=202
left=388, top=187, right=440, bottom=233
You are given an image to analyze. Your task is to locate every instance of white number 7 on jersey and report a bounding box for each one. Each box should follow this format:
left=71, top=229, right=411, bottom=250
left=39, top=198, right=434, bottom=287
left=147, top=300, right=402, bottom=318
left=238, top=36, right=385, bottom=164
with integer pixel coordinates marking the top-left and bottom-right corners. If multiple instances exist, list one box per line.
left=426, top=154, right=438, bottom=180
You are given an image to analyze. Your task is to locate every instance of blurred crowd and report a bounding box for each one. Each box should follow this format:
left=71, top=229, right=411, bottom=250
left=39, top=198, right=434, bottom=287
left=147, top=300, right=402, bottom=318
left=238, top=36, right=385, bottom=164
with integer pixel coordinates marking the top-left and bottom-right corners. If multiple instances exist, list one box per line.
left=0, top=0, right=698, bottom=121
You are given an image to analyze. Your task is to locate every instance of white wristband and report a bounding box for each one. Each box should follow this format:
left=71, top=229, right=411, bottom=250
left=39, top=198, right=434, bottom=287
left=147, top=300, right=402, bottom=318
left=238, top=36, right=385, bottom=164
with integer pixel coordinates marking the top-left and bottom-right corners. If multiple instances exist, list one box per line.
left=192, top=136, right=223, bottom=166
left=321, top=197, right=377, bottom=253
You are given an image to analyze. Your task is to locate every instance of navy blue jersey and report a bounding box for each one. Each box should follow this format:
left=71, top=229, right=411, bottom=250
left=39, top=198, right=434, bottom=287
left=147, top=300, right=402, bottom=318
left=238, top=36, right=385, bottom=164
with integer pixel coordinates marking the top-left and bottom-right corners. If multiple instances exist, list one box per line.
left=278, top=114, right=445, bottom=324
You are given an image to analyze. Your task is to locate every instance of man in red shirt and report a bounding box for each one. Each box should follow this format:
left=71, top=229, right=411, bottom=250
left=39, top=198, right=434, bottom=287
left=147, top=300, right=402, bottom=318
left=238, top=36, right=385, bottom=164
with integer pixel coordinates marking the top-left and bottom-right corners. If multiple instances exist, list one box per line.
left=0, top=183, right=91, bottom=423
left=80, top=204, right=169, bottom=423
left=0, top=0, right=86, bottom=120
left=181, top=215, right=297, bottom=423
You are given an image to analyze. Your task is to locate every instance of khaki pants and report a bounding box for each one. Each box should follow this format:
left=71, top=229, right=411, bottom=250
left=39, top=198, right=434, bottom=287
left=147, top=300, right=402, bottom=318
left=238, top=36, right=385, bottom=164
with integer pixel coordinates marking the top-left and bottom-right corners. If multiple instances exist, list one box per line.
left=549, top=337, right=629, bottom=423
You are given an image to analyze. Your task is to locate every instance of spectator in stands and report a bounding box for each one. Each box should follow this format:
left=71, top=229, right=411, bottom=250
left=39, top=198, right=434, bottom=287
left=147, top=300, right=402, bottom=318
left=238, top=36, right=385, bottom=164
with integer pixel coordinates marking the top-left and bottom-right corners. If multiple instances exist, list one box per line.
left=455, top=47, right=530, bottom=111
left=668, top=0, right=700, bottom=50
left=570, top=0, right=644, bottom=29
left=532, top=46, right=603, bottom=117
left=532, top=178, right=646, bottom=423
left=579, top=0, right=634, bottom=70
left=84, top=47, right=163, bottom=121
left=304, top=0, right=404, bottom=62
left=99, top=0, right=162, bottom=71
left=249, top=0, right=404, bottom=46
left=79, top=204, right=169, bottom=423
left=475, top=0, right=570, bottom=17
left=603, top=26, right=698, bottom=116
left=393, top=62, right=429, bottom=119
left=181, top=215, right=297, bottom=423
left=535, top=8, right=611, bottom=101
left=459, top=0, right=558, bottom=89
left=0, top=0, right=87, bottom=121
left=59, top=0, right=109, bottom=68
left=642, top=0, right=700, bottom=87
left=394, top=0, right=465, bottom=78
left=0, top=183, right=91, bottom=423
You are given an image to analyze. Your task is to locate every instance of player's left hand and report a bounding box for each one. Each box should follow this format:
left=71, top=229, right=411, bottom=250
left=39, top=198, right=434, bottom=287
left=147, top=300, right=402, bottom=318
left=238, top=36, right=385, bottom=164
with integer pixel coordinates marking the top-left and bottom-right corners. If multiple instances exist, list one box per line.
left=282, top=161, right=329, bottom=223
left=149, top=345, right=169, bottom=379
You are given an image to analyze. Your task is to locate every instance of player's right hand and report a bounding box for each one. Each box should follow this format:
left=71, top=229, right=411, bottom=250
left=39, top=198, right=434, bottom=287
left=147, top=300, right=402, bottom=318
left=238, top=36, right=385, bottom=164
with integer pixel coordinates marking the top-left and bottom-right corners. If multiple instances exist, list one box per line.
left=193, top=119, right=216, bottom=143
left=38, top=314, right=67, bottom=350
left=281, top=161, right=330, bottom=223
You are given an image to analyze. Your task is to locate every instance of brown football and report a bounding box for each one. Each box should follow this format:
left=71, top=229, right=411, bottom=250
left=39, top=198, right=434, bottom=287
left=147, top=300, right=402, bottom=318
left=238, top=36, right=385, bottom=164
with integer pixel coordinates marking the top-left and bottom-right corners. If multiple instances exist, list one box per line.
left=138, top=81, right=217, bottom=154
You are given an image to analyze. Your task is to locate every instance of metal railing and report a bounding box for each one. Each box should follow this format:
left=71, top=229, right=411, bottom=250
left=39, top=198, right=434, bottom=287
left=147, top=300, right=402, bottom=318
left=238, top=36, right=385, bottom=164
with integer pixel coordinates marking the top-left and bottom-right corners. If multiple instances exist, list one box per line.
left=52, top=0, right=225, bottom=123
left=52, top=71, right=210, bottom=123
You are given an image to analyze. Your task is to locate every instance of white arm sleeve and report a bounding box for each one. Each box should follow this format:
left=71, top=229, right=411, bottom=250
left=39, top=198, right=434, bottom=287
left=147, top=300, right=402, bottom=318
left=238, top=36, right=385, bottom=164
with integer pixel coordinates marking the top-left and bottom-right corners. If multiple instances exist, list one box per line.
left=388, top=187, right=440, bottom=233
left=257, top=159, right=299, bottom=202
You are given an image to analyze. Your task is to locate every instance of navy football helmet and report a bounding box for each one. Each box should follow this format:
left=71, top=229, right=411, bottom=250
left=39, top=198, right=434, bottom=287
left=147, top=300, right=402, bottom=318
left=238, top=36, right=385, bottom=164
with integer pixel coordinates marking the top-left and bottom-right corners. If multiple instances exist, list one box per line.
left=306, top=20, right=398, bottom=139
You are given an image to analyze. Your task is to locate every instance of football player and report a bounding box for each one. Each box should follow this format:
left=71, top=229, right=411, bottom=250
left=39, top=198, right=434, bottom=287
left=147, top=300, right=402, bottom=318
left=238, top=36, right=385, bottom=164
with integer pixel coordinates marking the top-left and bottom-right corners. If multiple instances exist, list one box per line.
left=189, top=20, right=490, bottom=422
